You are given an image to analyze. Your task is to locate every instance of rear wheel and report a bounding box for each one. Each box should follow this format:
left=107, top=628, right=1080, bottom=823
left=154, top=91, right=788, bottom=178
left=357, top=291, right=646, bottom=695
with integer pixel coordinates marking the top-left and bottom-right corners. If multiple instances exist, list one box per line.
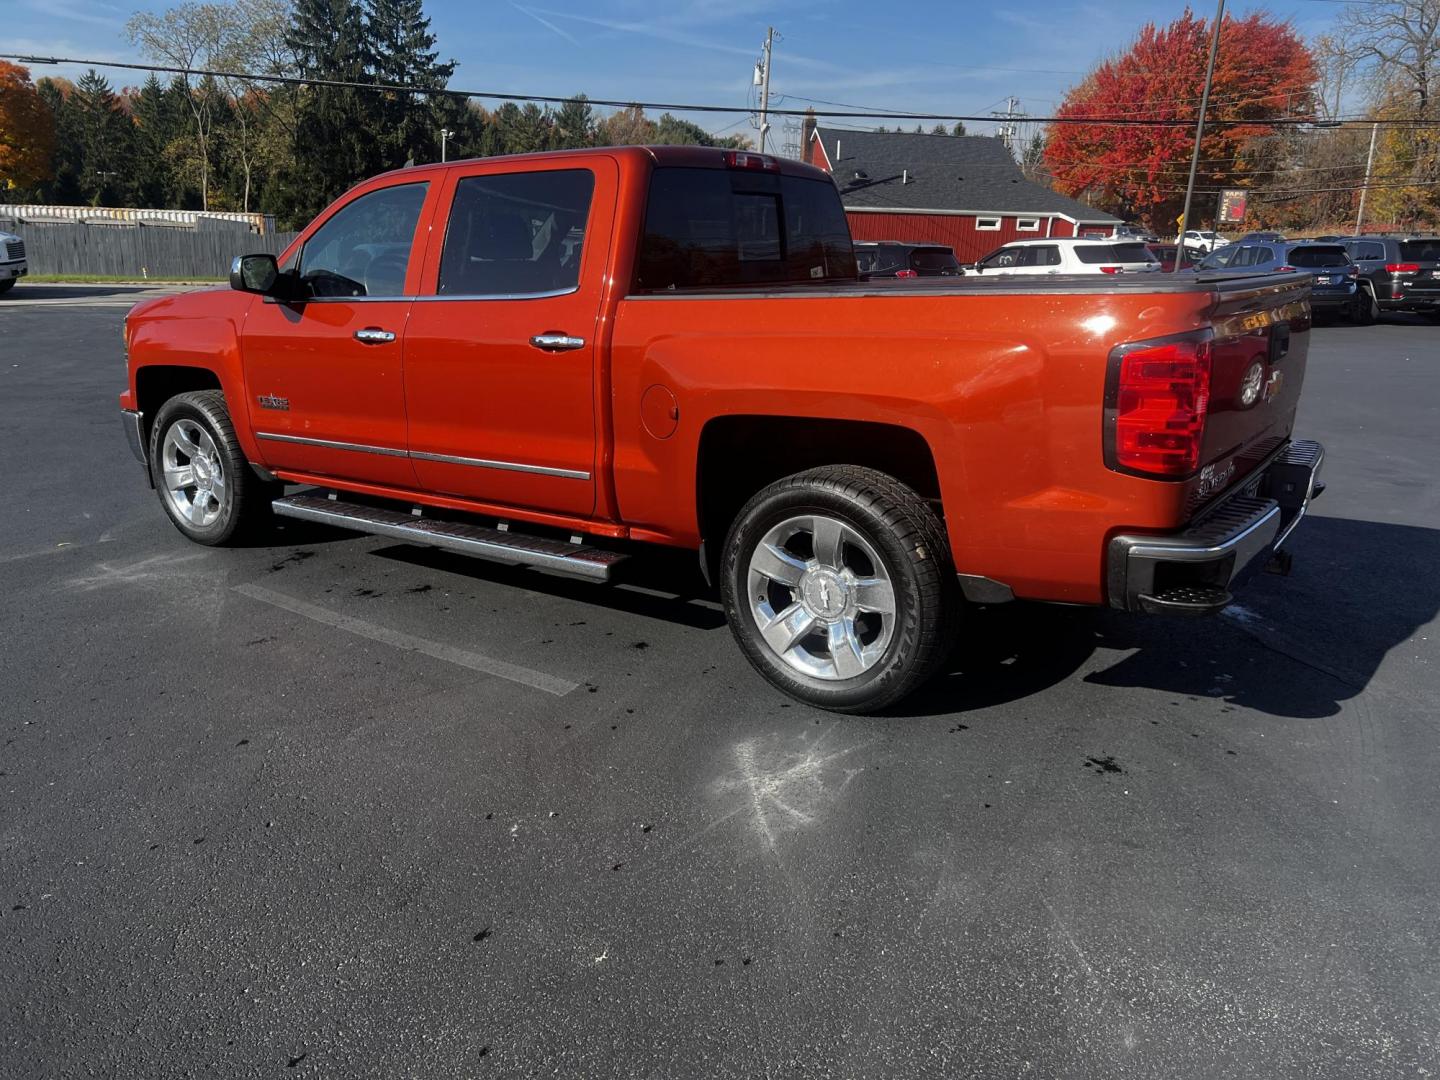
left=0, top=279, right=15, bottom=295
left=1351, top=286, right=1379, bottom=325
left=149, top=390, right=277, bottom=545
left=720, top=466, right=959, bottom=713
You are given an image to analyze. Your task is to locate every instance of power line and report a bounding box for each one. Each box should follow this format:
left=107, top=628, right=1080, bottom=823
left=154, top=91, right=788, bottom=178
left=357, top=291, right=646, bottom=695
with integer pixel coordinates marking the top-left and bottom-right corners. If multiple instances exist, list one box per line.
left=12, top=53, right=1440, bottom=129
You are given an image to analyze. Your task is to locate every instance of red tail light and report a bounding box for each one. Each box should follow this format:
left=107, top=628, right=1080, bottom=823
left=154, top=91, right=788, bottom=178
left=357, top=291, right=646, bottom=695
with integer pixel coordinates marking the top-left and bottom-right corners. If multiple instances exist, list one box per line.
left=1275, top=265, right=1295, bottom=272
left=1099, top=266, right=1122, bottom=274
left=1106, top=333, right=1213, bottom=478
left=895, top=269, right=918, bottom=279
left=1385, top=262, right=1419, bottom=273
left=724, top=151, right=779, bottom=171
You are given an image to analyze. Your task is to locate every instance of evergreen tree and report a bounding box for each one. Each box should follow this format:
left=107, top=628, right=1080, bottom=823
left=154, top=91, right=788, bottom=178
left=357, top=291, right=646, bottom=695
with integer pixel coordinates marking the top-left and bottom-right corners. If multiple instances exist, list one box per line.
left=35, top=79, right=81, bottom=203
left=130, top=75, right=181, bottom=207
left=552, top=95, right=594, bottom=149
left=951, top=121, right=967, bottom=136
left=70, top=71, right=137, bottom=205
left=362, top=0, right=456, bottom=168
left=285, top=0, right=372, bottom=216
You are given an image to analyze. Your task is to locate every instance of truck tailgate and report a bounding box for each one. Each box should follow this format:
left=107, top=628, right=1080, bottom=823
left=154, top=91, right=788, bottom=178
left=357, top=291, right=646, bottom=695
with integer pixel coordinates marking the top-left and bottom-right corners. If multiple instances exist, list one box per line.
left=1187, top=274, right=1311, bottom=513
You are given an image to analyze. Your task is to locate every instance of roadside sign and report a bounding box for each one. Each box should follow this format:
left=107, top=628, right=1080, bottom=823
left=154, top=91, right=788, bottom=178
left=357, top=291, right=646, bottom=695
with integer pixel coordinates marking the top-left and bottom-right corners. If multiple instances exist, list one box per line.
left=1218, top=189, right=1247, bottom=225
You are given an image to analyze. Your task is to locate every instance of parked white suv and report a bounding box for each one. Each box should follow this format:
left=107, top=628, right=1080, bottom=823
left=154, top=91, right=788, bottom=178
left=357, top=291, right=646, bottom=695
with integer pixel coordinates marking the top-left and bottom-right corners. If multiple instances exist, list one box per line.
left=970, top=237, right=1162, bottom=276
left=0, top=230, right=27, bottom=293
left=1180, top=229, right=1228, bottom=254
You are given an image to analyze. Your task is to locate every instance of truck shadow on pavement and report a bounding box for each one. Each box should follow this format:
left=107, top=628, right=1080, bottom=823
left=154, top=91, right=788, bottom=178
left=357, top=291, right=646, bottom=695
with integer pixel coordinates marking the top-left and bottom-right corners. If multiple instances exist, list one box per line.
left=331, top=513, right=1434, bottom=720
left=898, top=515, right=1440, bottom=720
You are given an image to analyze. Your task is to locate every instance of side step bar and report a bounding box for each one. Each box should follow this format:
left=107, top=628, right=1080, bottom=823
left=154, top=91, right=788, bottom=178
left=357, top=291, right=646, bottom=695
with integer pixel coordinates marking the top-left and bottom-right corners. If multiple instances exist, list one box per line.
left=271, top=494, right=628, bottom=582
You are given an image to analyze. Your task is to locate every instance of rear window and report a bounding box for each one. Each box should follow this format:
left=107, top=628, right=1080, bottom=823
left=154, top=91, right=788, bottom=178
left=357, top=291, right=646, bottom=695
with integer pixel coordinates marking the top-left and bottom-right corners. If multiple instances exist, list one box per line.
left=1073, top=243, right=1157, bottom=265
left=1287, top=245, right=1348, bottom=268
left=635, top=167, right=856, bottom=290
left=911, top=248, right=959, bottom=271
left=1398, top=239, right=1440, bottom=262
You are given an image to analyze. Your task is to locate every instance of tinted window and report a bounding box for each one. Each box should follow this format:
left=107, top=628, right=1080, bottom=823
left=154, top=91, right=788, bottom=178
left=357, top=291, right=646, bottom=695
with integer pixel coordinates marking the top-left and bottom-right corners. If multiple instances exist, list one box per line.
left=1399, top=239, right=1440, bottom=262
left=1231, top=246, right=1258, bottom=268
left=1348, top=241, right=1385, bottom=261
left=635, top=168, right=856, bottom=290
left=911, top=248, right=961, bottom=272
left=298, top=182, right=428, bottom=297
left=1253, top=247, right=1274, bottom=265
left=1073, top=242, right=1157, bottom=264
left=437, top=169, right=594, bottom=296
left=1288, top=245, right=1348, bottom=268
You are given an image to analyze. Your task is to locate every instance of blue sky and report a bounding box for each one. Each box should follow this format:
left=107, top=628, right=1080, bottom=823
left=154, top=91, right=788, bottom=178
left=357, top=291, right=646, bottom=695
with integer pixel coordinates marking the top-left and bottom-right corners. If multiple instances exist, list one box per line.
left=11, top=0, right=1344, bottom=145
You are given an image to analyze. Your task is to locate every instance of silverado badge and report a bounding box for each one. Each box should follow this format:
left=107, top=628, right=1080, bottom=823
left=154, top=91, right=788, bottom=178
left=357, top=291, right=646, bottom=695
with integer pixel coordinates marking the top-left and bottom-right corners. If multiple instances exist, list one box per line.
left=257, top=394, right=290, bottom=411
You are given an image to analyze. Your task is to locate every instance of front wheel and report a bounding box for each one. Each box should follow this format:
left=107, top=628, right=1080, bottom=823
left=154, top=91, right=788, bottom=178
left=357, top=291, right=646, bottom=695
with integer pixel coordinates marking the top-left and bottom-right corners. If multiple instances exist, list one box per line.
left=0, top=278, right=15, bottom=295
left=720, top=466, right=959, bottom=713
left=149, top=390, right=277, bottom=545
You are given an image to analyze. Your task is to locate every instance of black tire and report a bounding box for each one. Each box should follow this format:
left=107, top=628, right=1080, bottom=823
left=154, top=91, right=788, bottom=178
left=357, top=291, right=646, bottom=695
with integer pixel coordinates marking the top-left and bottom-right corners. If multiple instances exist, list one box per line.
left=1352, top=286, right=1379, bottom=325
left=720, top=466, right=960, bottom=713
left=0, top=279, right=15, bottom=295
left=149, top=390, right=278, bottom=545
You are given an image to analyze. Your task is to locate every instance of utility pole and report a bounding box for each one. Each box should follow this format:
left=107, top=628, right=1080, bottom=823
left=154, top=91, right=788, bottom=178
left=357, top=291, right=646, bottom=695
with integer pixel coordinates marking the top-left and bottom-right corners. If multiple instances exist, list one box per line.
left=1355, top=121, right=1378, bottom=236
left=756, top=26, right=775, bottom=153
left=1174, top=0, right=1225, bottom=274
left=991, top=96, right=1026, bottom=155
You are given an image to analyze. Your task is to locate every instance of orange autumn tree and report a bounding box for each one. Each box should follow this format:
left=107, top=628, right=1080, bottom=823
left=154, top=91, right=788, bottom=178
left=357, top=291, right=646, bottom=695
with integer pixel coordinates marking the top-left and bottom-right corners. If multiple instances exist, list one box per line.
left=0, top=61, right=55, bottom=192
left=1044, top=10, right=1316, bottom=231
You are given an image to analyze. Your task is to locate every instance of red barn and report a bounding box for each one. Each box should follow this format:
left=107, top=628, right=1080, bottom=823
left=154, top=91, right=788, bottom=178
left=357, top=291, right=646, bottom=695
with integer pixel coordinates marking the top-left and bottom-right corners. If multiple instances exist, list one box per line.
left=805, top=124, right=1121, bottom=263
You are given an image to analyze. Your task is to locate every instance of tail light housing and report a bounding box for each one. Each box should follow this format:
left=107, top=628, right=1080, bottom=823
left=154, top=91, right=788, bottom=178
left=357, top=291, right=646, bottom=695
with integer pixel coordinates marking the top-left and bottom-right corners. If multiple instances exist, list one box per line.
left=1098, top=266, right=1123, bottom=274
left=1347, top=265, right=1359, bottom=277
left=895, top=269, right=918, bottom=279
left=1104, top=332, right=1214, bottom=478
left=1385, top=262, right=1419, bottom=273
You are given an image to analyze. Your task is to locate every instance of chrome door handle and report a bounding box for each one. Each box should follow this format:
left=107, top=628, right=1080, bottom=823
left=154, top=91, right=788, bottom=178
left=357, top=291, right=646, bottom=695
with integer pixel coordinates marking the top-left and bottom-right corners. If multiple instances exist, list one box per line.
left=354, top=328, right=396, bottom=344
left=529, top=333, right=586, bottom=352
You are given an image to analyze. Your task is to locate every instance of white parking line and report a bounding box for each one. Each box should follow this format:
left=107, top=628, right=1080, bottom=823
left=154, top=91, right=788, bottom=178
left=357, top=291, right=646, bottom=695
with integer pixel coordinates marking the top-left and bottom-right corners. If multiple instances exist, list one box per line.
left=233, top=582, right=579, bottom=696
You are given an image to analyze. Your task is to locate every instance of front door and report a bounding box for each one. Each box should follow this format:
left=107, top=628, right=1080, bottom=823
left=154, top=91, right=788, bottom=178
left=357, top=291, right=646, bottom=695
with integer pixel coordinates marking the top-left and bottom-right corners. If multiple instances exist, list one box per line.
left=242, top=180, right=434, bottom=488
left=402, top=159, right=616, bottom=517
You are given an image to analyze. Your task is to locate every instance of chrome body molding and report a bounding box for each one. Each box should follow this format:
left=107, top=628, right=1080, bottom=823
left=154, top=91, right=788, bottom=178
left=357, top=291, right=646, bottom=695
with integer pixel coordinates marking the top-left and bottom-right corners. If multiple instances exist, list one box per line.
left=410, top=450, right=590, bottom=480
left=254, top=431, right=409, bottom=458
left=254, top=431, right=589, bottom=479
left=262, top=285, right=579, bottom=305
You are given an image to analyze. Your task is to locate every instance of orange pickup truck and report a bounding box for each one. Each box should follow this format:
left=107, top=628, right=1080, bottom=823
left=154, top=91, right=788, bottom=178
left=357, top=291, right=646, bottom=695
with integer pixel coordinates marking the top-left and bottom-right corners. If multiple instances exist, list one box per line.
left=119, top=146, right=1324, bottom=712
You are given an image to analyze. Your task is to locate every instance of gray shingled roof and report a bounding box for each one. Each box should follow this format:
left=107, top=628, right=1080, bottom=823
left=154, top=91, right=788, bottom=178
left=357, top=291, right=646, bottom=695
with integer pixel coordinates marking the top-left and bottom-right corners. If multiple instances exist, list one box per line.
left=814, top=126, right=1120, bottom=223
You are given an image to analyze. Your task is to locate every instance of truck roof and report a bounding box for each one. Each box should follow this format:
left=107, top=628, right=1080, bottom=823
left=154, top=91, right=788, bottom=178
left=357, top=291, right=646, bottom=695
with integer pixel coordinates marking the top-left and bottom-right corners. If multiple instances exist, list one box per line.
left=367, top=144, right=834, bottom=185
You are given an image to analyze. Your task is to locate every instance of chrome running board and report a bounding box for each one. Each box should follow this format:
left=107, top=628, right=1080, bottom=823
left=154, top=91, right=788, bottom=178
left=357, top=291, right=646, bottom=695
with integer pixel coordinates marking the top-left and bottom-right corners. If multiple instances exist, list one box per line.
left=271, top=494, right=627, bottom=582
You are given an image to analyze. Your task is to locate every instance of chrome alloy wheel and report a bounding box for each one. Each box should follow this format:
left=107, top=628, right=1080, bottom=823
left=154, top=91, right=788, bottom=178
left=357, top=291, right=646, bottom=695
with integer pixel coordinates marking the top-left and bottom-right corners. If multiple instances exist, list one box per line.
left=161, top=418, right=228, bottom=528
left=747, top=514, right=897, bottom=680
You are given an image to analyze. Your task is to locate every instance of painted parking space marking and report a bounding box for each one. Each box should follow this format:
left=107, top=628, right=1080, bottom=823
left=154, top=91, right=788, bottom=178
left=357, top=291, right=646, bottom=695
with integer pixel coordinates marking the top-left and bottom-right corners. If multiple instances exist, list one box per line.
left=233, top=582, right=579, bottom=696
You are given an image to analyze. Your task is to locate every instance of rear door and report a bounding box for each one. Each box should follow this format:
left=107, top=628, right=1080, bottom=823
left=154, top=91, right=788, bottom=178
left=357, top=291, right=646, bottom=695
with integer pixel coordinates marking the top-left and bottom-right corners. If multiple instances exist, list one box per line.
left=401, top=158, right=617, bottom=516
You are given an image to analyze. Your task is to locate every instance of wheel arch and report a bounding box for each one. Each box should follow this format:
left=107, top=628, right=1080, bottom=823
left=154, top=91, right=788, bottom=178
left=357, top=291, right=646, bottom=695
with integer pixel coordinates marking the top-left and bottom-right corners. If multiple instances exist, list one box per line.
left=695, top=414, right=942, bottom=582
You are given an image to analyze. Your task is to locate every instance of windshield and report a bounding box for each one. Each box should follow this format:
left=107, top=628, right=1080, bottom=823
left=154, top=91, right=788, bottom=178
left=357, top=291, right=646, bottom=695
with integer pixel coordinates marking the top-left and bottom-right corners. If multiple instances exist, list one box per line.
left=1074, top=243, right=1158, bottom=265
left=1288, top=246, right=1348, bottom=268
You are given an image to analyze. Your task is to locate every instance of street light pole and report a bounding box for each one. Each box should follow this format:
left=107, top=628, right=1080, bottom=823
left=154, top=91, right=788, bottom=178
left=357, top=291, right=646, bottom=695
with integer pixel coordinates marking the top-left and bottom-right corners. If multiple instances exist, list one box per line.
left=1355, top=121, right=1378, bottom=236
left=1174, top=0, right=1225, bottom=274
left=440, top=128, right=455, bottom=163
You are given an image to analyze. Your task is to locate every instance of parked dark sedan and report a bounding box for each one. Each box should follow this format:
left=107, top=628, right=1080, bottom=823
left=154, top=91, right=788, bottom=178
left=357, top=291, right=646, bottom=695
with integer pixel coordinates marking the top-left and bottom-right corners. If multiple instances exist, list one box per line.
left=1341, top=235, right=1440, bottom=323
left=854, top=241, right=963, bottom=279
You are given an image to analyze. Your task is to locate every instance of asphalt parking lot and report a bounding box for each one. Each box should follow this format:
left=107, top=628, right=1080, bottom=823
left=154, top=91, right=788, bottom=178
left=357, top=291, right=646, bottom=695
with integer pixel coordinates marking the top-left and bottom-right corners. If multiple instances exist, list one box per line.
left=2, top=286, right=1438, bottom=1078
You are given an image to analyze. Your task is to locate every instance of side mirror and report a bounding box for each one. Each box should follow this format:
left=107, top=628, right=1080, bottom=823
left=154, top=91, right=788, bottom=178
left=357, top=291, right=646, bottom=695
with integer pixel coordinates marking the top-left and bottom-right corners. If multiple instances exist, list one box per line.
left=231, top=253, right=281, bottom=296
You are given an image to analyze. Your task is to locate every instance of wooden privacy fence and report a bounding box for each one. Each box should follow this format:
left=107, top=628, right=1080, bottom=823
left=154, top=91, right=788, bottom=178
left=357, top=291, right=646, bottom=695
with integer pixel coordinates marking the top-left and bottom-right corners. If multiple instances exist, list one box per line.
left=8, top=224, right=300, bottom=279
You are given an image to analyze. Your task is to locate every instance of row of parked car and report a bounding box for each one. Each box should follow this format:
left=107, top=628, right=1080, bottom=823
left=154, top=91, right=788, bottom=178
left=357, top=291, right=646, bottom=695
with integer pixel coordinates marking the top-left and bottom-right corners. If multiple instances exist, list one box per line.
left=855, top=234, right=1440, bottom=323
